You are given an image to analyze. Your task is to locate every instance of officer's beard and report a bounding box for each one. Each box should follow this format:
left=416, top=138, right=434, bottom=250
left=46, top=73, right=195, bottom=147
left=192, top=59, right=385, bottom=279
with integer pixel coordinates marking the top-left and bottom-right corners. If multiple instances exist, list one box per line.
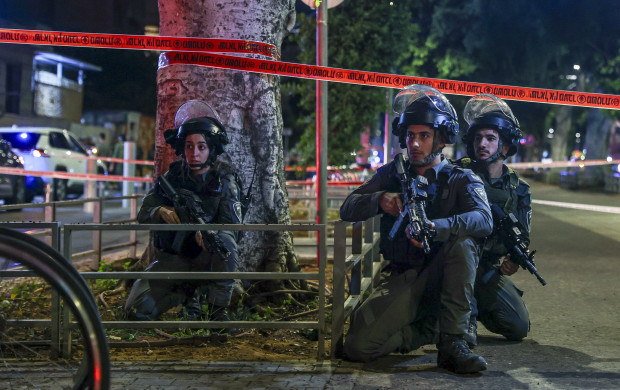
left=409, top=135, right=443, bottom=168
left=410, top=152, right=439, bottom=167
left=475, top=139, right=505, bottom=166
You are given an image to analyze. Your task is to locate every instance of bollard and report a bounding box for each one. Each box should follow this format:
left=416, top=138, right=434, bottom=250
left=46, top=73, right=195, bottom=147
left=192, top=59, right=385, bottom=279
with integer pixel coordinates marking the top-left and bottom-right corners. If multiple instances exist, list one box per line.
left=84, top=159, right=96, bottom=213
left=44, top=184, right=56, bottom=247
left=122, top=141, right=136, bottom=208
left=91, top=199, right=102, bottom=270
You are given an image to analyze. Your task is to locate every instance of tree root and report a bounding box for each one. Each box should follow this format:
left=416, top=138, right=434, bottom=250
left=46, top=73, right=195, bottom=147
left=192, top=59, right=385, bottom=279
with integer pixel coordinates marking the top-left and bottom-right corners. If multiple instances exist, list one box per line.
left=277, top=304, right=332, bottom=321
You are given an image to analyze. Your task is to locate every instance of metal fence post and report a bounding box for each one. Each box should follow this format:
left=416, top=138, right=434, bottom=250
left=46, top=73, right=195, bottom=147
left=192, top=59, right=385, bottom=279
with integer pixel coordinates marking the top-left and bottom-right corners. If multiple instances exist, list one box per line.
left=363, top=217, right=374, bottom=293
left=92, top=198, right=102, bottom=270
left=331, top=220, right=346, bottom=358
left=129, top=196, right=138, bottom=258
left=44, top=197, right=56, bottom=248
left=350, top=221, right=362, bottom=296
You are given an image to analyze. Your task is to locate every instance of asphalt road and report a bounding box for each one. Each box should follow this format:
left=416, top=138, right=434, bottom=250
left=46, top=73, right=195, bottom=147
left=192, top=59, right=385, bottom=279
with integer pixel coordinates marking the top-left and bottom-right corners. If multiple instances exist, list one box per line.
left=330, top=179, right=620, bottom=389
left=0, top=196, right=149, bottom=258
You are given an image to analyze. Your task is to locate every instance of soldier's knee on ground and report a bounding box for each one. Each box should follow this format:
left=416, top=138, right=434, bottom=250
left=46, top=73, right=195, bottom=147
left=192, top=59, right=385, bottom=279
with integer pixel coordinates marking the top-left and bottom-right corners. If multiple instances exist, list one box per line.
left=343, top=333, right=376, bottom=363
left=503, top=317, right=529, bottom=341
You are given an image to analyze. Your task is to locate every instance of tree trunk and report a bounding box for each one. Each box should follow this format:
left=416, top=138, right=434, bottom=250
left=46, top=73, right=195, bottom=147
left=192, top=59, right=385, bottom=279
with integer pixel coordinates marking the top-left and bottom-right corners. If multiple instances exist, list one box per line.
left=156, top=0, right=299, bottom=279
left=581, top=109, right=613, bottom=187
left=551, top=106, right=572, bottom=162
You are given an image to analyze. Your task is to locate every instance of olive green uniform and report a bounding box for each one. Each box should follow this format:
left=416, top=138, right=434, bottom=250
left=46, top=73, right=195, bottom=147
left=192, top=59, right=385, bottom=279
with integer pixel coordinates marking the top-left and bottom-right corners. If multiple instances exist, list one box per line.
left=457, top=158, right=531, bottom=341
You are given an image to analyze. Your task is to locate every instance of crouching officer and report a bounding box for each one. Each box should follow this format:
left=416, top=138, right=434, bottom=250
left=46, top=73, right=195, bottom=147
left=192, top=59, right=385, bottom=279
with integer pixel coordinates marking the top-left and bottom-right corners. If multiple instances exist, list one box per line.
left=340, top=85, right=492, bottom=374
left=455, top=94, right=531, bottom=346
left=125, top=100, right=242, bottom=329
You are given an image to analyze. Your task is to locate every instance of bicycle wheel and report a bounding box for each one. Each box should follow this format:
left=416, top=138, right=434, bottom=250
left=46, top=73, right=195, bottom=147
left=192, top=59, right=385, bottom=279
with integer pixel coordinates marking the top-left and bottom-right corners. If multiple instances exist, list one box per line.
left=0, top=227, right=110, bottom=389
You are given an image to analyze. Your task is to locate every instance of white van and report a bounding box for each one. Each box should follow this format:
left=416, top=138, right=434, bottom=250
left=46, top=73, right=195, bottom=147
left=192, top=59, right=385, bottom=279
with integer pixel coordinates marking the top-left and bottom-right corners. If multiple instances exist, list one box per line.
left=0, top=127, right=108, bottom=200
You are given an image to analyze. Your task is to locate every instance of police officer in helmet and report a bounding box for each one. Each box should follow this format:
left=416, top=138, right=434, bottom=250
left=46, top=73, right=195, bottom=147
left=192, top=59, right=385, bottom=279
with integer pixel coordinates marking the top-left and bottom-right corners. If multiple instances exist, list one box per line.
left=125, top=100, right=242, bottom=329
left=456, top=93, right=532, bottom=347
left=340, top=85, right=492, bottom=373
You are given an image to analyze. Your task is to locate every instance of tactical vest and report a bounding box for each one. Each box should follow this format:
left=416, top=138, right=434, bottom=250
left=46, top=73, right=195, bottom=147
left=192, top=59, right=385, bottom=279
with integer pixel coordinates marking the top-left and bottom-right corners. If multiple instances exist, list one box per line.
left=459, top=158, right=520, bottom=256
left=380, top=160, right=457, bottom=271
left=459, top=158, right=519, bottom=215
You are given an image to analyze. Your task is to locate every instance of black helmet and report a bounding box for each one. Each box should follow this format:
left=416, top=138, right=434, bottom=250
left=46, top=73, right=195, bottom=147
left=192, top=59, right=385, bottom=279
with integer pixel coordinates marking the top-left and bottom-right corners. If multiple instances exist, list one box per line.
left=391, top=84, right=459, bottom=149
left=163, top=100, right=229, bottom=162
left=462, top=94, right=522, bottom=160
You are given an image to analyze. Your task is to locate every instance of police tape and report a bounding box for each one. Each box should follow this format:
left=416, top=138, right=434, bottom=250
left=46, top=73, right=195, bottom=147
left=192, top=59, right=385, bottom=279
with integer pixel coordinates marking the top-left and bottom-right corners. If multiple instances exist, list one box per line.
left=43, top=152, right=154, bottom=165
left=286, top=180, right=364, bottom=187
left=0, top=28, right=280, bottom=59
left=0, top=166, right=151, bottom=183
left=507, top=159, right=620, bottom=169
left=1, top=28, right=618, bottom=110
left=159, top=52, right=620, bottom=110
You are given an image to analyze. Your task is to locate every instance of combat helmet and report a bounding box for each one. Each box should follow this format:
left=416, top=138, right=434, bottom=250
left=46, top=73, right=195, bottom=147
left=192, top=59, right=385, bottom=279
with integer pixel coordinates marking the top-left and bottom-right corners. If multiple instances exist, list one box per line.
left=163, top=100, right=229, bottom=167
left=391, top=84, right=459, bottom=165
left=462, top=94, right=522, bottom=162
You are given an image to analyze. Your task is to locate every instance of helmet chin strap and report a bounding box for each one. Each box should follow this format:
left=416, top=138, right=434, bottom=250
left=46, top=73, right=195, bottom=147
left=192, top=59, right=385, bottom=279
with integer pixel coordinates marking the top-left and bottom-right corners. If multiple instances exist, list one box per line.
left=409, top=130, right=442, bottom=168
left=183, top=156, right=211, bottom=170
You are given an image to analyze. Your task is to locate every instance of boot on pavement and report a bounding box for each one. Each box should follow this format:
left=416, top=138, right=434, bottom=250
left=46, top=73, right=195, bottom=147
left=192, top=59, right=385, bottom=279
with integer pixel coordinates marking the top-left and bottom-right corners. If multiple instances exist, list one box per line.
left=437, top=333, right=487, bottom=374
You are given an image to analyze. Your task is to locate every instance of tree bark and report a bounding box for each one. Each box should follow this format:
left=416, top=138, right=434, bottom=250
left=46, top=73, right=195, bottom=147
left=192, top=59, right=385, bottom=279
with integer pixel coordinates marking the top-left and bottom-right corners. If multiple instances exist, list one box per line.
left=581, top=109, right=613, bottom=187
left=551, top=106, right=572, bottom=163
left=156, top=0, right=299, bottom=278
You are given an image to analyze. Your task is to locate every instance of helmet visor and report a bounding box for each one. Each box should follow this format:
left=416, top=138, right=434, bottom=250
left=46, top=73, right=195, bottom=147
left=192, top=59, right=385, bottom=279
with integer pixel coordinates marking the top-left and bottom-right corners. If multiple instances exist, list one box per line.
left=463, top=94, right=519, bottom=127
left=392, top=84, right=458, bottom=121
left=174, top=100, right=222, bottom=128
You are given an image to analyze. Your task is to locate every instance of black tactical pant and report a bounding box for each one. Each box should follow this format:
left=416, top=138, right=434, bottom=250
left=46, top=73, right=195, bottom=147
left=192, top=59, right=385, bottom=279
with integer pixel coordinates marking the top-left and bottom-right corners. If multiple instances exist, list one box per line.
left=125, top=242, right=237, bottom=321
left=472, top=268, right=530, bottom=341
left=343, top=236, right=479, bottom=362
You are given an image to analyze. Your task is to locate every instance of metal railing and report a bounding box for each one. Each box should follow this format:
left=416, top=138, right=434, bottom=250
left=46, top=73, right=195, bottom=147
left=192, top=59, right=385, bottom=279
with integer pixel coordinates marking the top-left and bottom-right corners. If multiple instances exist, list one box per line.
left=0, top=194, right=143, bottom=269
left=1, top=205, right=384, bottom=362
left=0, top=222, right=65, bottom=358
left=331, top=215, right=386, bottom=358
left=63, top=222, right=328, bottom=360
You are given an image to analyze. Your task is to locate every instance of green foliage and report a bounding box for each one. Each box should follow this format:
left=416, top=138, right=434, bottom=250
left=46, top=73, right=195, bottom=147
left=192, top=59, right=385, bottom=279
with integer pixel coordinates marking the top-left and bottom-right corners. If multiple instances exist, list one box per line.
left=285, top=1, right=423, bottom=165
left=94, top=260, right=119, bottom=291
left=10, top=281, right=39, bottom=299
left=286, top=0, right=619, bottom=162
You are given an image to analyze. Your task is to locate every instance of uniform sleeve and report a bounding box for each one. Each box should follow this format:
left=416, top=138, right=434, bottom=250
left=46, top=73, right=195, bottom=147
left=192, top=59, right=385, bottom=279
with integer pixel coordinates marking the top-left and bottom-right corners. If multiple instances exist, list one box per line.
left=433, top=170, right=493, bottom=242
left=137, top=178, right=170, bottom=223
left=339, top=167, right=388, bottom=222
left=216, top=174, right=242, bottom=244
left=515, top=179, right=532, bottom=246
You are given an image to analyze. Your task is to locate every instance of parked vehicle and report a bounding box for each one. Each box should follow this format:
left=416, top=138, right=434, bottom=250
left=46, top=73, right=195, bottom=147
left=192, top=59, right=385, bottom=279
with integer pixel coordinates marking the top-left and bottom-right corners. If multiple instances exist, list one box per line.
left=0, top=139, right=31, bottom=206
left=0, top=127, right=108, bottom=201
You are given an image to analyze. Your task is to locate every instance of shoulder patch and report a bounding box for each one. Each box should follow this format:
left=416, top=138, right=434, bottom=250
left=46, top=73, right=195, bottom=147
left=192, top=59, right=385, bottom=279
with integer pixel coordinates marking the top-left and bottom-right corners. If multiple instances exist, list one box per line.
left=233, top=201, right=243, bottom=223
left=474, top=186, right=489, bottom=205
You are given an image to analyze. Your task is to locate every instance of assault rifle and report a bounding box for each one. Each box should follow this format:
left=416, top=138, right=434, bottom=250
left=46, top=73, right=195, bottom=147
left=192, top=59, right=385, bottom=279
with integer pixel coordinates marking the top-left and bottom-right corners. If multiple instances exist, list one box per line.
left=158, top=175, right=231, bottom=259
left=490, top=203, right=546, bottom=286
left=387, top=154, right=435, bottom=254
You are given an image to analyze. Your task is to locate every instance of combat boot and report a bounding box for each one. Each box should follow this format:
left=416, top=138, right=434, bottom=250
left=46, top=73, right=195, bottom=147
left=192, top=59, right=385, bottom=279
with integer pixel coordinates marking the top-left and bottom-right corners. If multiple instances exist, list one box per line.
left=463, top=316, right=478, bottom=348
left=437, top=333, right=487, bottom=374
left=177, top=295, right=204, bottom=321
left=209, top=305, right=240, bottom=334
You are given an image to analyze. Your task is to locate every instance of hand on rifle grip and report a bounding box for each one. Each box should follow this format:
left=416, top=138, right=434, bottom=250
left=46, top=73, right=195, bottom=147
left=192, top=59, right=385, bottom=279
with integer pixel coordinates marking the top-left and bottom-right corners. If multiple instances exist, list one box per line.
left=157, top=206, right=181, bottom=224
left=379, top=192, right=404, bottom=217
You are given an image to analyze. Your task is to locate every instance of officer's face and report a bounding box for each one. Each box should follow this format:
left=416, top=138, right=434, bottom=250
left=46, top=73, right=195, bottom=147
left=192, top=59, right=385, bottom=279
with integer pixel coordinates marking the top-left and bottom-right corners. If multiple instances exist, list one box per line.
left=473, top=128, right=500, bottom=160
left=406, top=125, right=440, bottom=163
left=184, top=133, right=210, bottom=172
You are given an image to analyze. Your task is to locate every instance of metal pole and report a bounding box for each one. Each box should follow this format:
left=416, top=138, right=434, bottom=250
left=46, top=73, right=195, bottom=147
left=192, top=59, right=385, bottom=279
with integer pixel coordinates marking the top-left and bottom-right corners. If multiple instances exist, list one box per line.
left=384, top=88, right=394, bottom=164
left=316, top=0, right=328, bottom=227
